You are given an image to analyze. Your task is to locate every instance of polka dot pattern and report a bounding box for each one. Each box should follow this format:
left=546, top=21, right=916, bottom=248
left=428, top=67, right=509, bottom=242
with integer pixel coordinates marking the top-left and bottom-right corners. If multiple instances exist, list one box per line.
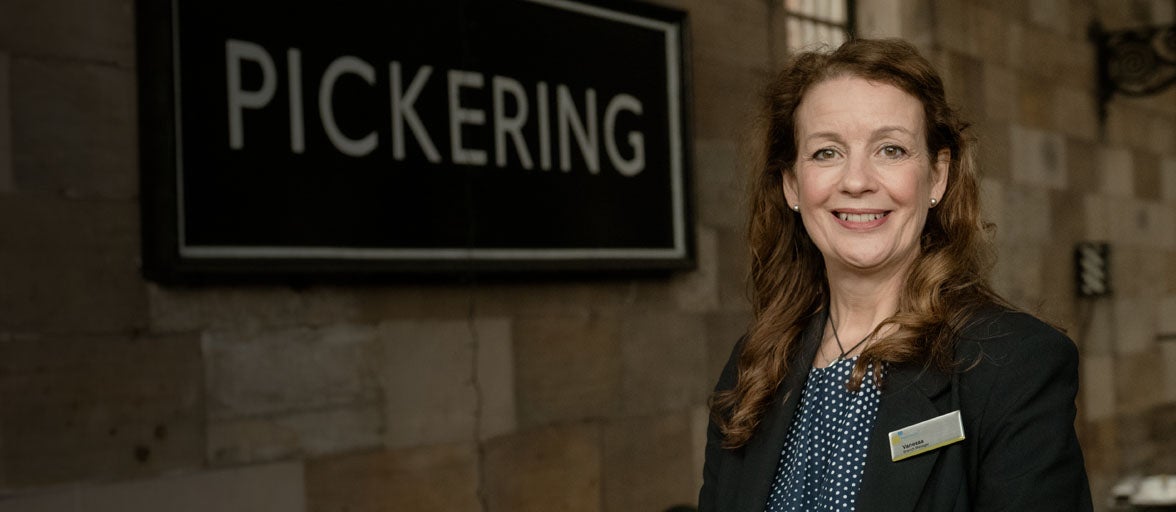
left=764, top=357, right=882, bottom=512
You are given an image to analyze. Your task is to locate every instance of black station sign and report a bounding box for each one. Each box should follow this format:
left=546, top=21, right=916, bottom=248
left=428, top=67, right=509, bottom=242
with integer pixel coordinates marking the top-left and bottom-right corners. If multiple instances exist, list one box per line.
left=137, top=0, right=692, bottom=281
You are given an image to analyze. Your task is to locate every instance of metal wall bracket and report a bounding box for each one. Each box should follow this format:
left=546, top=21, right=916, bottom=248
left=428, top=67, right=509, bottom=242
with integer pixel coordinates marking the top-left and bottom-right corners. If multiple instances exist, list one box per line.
left=1088, top=22, right=1176, bottom=126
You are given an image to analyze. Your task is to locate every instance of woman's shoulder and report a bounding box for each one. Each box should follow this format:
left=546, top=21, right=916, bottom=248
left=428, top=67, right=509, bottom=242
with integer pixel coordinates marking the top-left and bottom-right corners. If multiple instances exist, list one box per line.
left=954, top=305, right=1079, bottom=381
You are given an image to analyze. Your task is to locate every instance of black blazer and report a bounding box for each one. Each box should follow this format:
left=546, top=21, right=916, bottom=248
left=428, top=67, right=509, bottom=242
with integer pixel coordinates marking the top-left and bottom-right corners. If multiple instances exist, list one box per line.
left=699, top=307, right=1093, bottom=511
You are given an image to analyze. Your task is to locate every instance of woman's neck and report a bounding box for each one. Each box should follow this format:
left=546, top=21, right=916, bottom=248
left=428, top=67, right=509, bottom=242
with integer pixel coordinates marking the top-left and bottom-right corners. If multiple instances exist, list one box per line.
left=824, top=263, right=908, bottom=342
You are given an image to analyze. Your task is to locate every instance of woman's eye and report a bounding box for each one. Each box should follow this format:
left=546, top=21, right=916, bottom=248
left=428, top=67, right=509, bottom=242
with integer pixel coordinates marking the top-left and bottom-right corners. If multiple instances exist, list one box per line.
left=812, top=148, right=838, bottom=160
left=880, top=145, right=907, bottom=158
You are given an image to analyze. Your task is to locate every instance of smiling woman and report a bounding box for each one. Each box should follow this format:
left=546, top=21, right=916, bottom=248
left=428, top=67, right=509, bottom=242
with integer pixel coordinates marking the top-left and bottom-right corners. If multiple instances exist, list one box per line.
left=698, top=39, right=1093, bottom=512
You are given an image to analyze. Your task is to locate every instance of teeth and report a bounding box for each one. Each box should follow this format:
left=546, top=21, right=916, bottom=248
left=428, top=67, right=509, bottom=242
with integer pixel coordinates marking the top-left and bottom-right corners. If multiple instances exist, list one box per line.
left=838, top=212, right=884, bottom=222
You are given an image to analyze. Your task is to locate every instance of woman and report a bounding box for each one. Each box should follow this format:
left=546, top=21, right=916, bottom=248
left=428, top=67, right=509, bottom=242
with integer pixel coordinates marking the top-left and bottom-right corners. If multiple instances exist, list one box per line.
left=699, top=39, right=1092, bottom=511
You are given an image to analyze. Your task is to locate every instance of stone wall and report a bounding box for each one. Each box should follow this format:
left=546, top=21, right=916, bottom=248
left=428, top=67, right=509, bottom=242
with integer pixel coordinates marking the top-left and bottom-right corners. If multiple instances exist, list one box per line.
left=0, top=1, right=1173, bottom=511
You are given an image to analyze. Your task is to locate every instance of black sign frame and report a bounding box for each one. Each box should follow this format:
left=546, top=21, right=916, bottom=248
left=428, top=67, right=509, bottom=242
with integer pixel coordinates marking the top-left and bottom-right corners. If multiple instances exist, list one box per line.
left=137, top=0, right=694, bottom=282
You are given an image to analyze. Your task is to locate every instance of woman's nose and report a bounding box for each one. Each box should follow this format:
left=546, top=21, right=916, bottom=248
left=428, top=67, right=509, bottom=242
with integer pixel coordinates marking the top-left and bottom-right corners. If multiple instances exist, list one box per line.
left=837, top=152, right=876, bottom=195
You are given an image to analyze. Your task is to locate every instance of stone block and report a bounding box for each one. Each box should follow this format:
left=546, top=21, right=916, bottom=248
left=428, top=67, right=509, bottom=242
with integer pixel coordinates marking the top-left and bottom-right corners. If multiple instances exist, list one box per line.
left=1082, top=354, right=1116, bottom=422
left=1099, top=147, right=1135, bottom=197
left=670, top=225, right=719, bottom=312
left=999, top=186, right=1050, bottom=243
left=1078, top=417, right=1119, bottom=476
left=1092, top=196, right=1174, bottom=247
left=203, top=324, right=381, bottom=420
left=1028, top=0, right=1069, bottom=34
left=306, top=444, right=480, bottom=512
left=1134, top=151, right=1163, bottom=201
left=856, top=0, right=902, bottom=38
left=1019, top=26, right=1091, bottom=91
left=982, top=64, right=1017, bottom=122
left=991, top=242, right=1043, bottom=309
left=978, top=177, right=1004, bottom=232
left=10, top=57, right=136, bottom=199
left=715, top=226, right=752, bottom=312
left=474, top=318, right=517, bottom=442
left=691, top=404, right=710, bottom=495
left=945, top=53, right=985, bottom=120
left=483, top=423, right=601, bottom=512
left=1111, top=246, right=1166, bottom=298
left=934, top=0, right=978, bottom=57
left=1113, top=295, right=1158, bottom=355
left=1066, top=138, right=1099, bottom=194
left=974, top=7, right=1009, bottom=66
left=1162, top=158, right=1176, bottom=203
left=1053, top=87, right=1098, bottom=142
left=471, top=280, right=667, bottom=317
left=1047, top=190, right=1086, bottom=244
left=207, top=404, right=383, bottom=466
left=693, top=138, right=747, bottom=229
left=1084, top=194, right=1110, bottom=241
left=673, top=0, right=769, bottom=71
left=619, top=311, right=709, bottom=415
left=1082, top=299, right=1115, bottom=356
left=1105, top=104, right=1156, bottom=152
left=1147, top=115, right=1176, bottom=157
left=375, top=319, right=484, bottom=449
left=1009, top=124, right=1067, bottom=189
left=0, top=462, right=305, bottom=512
left=691, top=55, right=764, bottom=142
left=1017, top=77, right=1054, bottom=130
left=602, top=413, right=697, bottom=512
left=1164, top=342, right=1176, bottom=403
left=1116, top=350, right=1165, bottom=414
left=0, top=52, right=12, bottom=194
left=1158, top=295, right=1176, bottom=338
left=705, top=311, right=750, bottom=385
left=513, top=312, right=621, bottom=427
left=0, top=333, right=204, bottom=488
left=147, top=285, right=368, bottom=333
left=973, top=121, right=1010, bottom=182
left=0, top=0, right=134, bottom=66
left=0, top=196, right=146, bottom=333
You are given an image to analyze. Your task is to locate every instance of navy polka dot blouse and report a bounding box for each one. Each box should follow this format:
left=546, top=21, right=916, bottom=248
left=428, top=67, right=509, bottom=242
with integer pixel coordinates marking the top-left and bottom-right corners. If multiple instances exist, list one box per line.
left=764, top=357, right=882, bottom=512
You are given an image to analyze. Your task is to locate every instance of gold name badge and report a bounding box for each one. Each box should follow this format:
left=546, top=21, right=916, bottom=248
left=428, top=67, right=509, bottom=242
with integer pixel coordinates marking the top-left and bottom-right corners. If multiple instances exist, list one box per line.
left=889, top=410, right=966, bottom=461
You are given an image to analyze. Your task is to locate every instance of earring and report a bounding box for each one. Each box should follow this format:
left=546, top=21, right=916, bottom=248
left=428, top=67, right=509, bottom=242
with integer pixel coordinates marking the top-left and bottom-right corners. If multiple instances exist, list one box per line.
left=930, top=198, right=938, bottom=206
left=792, top=204, right=800, bottom=211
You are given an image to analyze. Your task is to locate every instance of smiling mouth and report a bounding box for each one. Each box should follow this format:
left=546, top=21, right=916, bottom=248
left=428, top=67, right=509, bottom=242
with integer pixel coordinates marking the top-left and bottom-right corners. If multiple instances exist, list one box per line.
left=835, top=211, right=890, bottom=222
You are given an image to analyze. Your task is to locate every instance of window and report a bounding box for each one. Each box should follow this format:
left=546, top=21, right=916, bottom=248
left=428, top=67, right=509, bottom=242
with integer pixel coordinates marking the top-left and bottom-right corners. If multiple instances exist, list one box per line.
left=784, top=0, right=854, bottom=50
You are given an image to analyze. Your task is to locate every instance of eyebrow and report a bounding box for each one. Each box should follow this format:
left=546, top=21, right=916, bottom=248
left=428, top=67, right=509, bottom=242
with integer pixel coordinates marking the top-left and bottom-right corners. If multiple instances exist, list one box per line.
left=802, top=125, right=918, bottom=145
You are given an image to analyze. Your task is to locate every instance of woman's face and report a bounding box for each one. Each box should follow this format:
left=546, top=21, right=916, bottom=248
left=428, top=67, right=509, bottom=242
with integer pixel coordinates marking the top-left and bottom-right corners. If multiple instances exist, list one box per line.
left=783, top=75, right=949, bottom=278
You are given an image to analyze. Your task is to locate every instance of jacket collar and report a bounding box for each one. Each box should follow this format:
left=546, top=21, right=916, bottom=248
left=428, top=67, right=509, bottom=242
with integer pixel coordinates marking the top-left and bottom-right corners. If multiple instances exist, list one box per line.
left=733, top=310, right=954, bottom=512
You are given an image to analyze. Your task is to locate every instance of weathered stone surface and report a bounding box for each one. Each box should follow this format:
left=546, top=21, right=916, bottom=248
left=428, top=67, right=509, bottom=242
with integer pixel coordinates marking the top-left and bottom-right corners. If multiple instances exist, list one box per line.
left=691, top=404, right=710, bottom=495
left=203, top=324, right=381, bottom=420
left=207, top=405, right=383, bottom=466
left=1009, top=124, right=1066, bottom=189
left=1027, top=0, right=1069, bottom=34
left=1066, top=138, right=1100, bottom=194
left=0, top=462, right=305, bottom=512
left=670, top=225, right=720, bottom=312
left=0, top=196, right=146, bottom=334
left=1115, top=350, right=1164, bottom=414
left=473, top=318, right=517, bottom=442
left=513, top=312, right=621, bottom=428
left=375, top=320, right=479, bottom=449
left=999, top=186, right=1050, bottom=243
left=619, top=311, right=709, bottom=415
left=1053, top=86, right=1098, bottom=142
left=147, top=285, right=364, bottom=333
left=306, top=444, right=480, bottom=512
left=0, top=0, right=134, bottom=66
left=10, top=57, right=136, bottom=199
left=0, top=333, right=204, bottom=488
left=1082, top=354, right=1116, bottom=422
left=1017, top=78, right=1054, bottom=130
left=0, top=52, right=12, bottom=194
left=978, top=177, right=1004, bottom=234
left=1162, top=157, right=1176, bottom=203
left=1163, top=342, right=1176, bottom=404
left=690, top=55, right=764, bottom=142
left=705, top=311, right=750, bottom=385
left=483, top=422, right=601, bottom=512
left=982, top=64, right=1017, bottom=122
left=934, top=0, right=979, bottom=57
left=602, top=413, right=697, bottom=512
left=1099, top=147, right=1135, bottom=197
left=1111, top=246, right=1166, bottom=298
left=1134, top=151, right=1163, bottom=201
left=990, top=242, right=1043, bottom=309
left=1113, top=295, right=1158, bottom=355
left=693, top=138, right=747, bottom=230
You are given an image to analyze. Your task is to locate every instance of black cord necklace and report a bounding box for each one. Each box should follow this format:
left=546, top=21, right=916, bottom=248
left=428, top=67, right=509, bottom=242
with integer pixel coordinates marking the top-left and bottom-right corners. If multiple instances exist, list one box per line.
left=828, top=314, right=872, bottom=362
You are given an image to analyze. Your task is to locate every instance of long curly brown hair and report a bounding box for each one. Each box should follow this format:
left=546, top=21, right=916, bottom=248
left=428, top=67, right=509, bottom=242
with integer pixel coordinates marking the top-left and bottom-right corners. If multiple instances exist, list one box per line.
left=712, top=38, right=1011, bottom=448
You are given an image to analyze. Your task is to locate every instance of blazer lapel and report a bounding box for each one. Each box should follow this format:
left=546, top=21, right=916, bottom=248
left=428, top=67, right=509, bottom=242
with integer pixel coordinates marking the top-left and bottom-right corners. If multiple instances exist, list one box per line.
left=733, top=310, right=827, bottom=512
left=857, top=361, right=952, bottom=510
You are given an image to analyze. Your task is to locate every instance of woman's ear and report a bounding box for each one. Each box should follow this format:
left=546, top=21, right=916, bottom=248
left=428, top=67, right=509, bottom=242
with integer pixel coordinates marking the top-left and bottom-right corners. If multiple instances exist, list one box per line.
left=931, top=149, right=950, bottom=201
left=781, top=169, right=800, bottom=209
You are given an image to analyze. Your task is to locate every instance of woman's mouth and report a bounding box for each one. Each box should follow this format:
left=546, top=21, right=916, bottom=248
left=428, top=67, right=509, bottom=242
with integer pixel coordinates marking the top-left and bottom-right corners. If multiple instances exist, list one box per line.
left=832, top=210, right=891, bottom=228
left=836, top=212, right=887, bottom=222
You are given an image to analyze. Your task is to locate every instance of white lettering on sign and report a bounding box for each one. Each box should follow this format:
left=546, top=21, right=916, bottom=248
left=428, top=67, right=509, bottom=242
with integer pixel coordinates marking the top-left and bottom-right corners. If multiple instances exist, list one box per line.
left=223, top=38, right=647, bottom=177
